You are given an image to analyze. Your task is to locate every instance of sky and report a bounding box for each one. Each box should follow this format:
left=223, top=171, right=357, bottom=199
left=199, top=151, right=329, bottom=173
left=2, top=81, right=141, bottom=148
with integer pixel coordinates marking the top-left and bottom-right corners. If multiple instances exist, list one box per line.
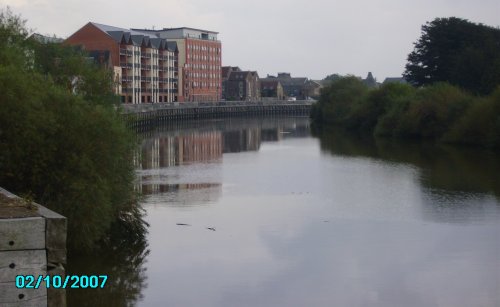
left=2, top=0, right=499, bottom=81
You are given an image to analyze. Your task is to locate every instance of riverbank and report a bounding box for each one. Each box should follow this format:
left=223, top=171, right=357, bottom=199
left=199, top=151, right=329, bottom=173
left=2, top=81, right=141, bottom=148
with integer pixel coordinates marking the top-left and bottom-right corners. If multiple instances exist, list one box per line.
left=311, top=77, right=500, bottom=149
left=121, top=101, right=313, bottom=131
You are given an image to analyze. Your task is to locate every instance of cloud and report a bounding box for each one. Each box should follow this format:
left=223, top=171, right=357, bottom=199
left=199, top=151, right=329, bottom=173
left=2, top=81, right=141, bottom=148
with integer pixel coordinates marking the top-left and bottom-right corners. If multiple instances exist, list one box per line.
left=5, top=0, right=499, bottom=80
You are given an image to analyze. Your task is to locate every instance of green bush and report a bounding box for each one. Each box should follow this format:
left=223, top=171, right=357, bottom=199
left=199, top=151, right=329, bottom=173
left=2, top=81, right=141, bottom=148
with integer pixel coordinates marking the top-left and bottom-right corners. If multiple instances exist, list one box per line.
left=0, top=9, right=146, bottom=252
left=313, top=76, right=369, bottom=125
left=312, top=76, right=499, bottom=149
left=445, top=87, right=500, bottom=147
left=396, top=83, right=472, bottom=138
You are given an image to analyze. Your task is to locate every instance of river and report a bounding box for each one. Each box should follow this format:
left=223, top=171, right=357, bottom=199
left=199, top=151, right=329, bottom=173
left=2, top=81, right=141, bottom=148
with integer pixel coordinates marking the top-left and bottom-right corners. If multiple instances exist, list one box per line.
left=68, top=116, right=500, bottom=307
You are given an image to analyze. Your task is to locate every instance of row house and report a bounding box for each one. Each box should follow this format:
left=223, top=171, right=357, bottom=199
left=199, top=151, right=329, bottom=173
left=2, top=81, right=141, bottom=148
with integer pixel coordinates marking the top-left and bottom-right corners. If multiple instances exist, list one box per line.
left=262, top=73, right=308, bottom=99
left=260, top=80, right=285, bottom=100
left=221, top=66, right=260, bottom=101
left=133, top=27, right=222, bottom=102
left=65, top=22, right=178, bottom=103
left=221, top=66, right=240, bottom=100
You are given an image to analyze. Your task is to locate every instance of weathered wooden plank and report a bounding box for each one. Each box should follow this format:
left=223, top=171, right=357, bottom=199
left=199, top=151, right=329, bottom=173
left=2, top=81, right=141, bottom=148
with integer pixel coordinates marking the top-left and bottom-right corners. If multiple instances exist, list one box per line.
left=0, top=250, right=46, bottom=283
left=0, top=282, right=47, bottom=307
left=35, top=204, right=66, bottom=265
left=0, top=218, right=45, bottom=251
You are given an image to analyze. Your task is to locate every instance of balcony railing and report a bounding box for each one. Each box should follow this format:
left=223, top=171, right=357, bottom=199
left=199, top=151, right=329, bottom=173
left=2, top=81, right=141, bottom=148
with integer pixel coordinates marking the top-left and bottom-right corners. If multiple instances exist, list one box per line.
left=120, top=63, right=133, bottom=69
left=120, top=49, right=133, bottom=56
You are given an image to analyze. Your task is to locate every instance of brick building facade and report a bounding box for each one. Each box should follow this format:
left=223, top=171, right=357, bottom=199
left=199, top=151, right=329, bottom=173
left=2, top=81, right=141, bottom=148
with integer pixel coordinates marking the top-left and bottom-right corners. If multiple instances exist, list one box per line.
left=66, top=22, right=179, bottom=103
left=133, top=27, right=222, bottom=102
left=222, top=69, right=260, bottom=101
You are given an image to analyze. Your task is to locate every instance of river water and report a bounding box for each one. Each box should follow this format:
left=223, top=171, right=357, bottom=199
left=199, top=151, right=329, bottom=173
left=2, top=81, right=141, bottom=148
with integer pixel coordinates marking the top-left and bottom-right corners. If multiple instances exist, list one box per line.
left=68, top=116, right=500, bottom=307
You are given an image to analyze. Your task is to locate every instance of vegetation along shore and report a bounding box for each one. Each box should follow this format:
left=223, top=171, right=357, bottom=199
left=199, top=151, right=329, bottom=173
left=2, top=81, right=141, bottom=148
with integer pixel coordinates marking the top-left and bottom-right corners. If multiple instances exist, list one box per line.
left=311, top=17, right=500, bottom=149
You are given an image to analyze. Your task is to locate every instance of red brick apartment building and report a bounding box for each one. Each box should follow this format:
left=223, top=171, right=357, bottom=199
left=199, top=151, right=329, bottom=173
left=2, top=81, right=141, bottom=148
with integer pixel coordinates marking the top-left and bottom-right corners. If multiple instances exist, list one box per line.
left=132, top=27, right=222, bottom=102
left=66, top=22, right=179, bottom=104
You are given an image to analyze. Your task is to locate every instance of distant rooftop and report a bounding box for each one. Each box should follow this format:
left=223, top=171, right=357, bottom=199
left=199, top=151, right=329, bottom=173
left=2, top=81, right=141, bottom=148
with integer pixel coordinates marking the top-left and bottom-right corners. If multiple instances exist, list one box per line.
left=92, top=22, right=158, bottom=38
left=162, top=27, right=218, bottom=34
left=30, top=33, right=64, bottom=44
left=383, top=77, right=407, bottom=84
left=87, top=22, right=177, bottom=50
left=131, top=27, right=219, bottom=41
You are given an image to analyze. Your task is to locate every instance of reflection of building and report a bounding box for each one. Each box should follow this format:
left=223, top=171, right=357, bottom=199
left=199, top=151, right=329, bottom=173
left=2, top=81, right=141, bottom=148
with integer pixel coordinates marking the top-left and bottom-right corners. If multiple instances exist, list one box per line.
left=141, top=131, right=223, bottom=169
left=140, top=182, right=220, bottom=196
left=139, top=130, right=223, bottom=197
left=177, top=132, right=223, bottom=164
left=223, top=129, right=261, bottom=153
left=261, top=128, right=281, bottom=142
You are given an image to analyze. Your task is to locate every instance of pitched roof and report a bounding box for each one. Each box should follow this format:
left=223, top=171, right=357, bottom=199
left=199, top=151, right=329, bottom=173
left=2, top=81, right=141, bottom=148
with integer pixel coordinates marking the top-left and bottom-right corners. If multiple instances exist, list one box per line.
left=89, top=22, right=172, bottom=48
left=91, top=22, right=157, bottom=38
left=159, top=27, right=219, bottom=34
left=383, top=77, right=407, bottom=84
left=229, top=71, right=252, bottom=81
left=279, top=77, right=307, bottom=86
left=166, top=41, right=178, bottom=52
left=260, top=80, right=281, bottom=86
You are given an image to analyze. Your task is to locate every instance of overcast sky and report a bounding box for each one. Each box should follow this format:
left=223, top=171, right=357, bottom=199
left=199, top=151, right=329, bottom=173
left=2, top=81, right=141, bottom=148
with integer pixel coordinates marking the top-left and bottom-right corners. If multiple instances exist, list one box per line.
left=3, top=0, right=499, bottom=81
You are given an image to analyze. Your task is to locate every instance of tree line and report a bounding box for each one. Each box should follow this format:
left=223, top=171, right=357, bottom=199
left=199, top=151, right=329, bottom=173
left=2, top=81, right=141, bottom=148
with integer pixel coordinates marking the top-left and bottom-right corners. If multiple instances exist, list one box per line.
left=312, top=17, right=500, bottom=148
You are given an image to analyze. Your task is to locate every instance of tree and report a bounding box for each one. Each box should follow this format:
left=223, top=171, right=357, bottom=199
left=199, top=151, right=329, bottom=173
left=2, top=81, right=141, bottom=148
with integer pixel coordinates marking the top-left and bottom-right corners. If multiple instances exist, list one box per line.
left=0, top=8, right=146, bottom=252
left=404, top=17, right=500, bottom=95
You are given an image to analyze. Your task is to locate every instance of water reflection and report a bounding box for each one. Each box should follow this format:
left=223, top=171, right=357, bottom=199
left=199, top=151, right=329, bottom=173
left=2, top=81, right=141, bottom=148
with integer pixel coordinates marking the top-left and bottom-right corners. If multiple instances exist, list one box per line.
left=67, top=117, right=500, bottom=306
left=316, top=128, right=500, bottom=223
left=317, top=128, right=500, bottom=197
left=136, top=117, right=498, bottom=306
left=66, top=238, right=149, bottom=307
left=136, top=117, right=310, bottom=199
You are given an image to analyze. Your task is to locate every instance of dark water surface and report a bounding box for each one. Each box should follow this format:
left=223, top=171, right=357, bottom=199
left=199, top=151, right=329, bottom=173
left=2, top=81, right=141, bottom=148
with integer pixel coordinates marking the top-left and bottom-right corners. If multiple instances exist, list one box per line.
left=69, top=117, right=500, bottom=307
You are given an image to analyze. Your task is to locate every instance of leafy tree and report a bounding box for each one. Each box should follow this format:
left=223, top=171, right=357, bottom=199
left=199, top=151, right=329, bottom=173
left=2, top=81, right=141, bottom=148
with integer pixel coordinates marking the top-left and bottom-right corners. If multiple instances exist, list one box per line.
left=323, top=74, right=343, bottom=82
left=31, top=41, right=119, bottom=105
left=404, top=17, right=500, bottom=95
left=0, top=8, right=146, bottom=252
left=311, top=76, right=369, bottom=125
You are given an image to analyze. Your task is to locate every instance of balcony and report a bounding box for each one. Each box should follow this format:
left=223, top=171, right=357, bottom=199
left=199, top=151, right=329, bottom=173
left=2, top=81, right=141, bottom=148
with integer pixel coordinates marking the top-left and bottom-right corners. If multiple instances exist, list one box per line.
left=120, top=63, right=133, bottom=69
left=120, top=49, right=133, bottom=56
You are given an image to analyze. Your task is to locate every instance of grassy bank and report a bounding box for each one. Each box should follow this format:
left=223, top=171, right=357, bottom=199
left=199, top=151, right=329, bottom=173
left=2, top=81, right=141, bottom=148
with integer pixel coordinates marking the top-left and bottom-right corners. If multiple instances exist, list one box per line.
left=311, top=77, right=500, bottom=149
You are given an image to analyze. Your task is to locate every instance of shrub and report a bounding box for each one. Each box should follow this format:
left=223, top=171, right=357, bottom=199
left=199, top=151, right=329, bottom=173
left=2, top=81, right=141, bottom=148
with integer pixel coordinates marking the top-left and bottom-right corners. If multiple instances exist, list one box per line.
left=0, top=9, right=146, bottom=252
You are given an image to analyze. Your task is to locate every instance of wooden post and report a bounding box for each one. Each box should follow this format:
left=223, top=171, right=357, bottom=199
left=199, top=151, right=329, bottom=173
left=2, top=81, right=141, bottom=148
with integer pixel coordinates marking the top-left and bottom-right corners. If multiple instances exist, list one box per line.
left=0, top=188, right=67, bottom=307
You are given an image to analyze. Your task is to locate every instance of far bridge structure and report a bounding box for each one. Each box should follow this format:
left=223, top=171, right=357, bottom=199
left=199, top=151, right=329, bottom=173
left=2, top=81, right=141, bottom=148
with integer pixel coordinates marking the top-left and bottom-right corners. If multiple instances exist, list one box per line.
left=121, top=100, right=314, bottom=130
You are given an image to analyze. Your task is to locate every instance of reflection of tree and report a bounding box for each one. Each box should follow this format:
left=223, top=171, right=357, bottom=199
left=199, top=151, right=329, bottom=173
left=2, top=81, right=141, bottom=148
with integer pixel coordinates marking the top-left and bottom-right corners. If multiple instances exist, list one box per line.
left=315, top=128, right=500, bottom=199
left=66, top=229, right=149, bottom=307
